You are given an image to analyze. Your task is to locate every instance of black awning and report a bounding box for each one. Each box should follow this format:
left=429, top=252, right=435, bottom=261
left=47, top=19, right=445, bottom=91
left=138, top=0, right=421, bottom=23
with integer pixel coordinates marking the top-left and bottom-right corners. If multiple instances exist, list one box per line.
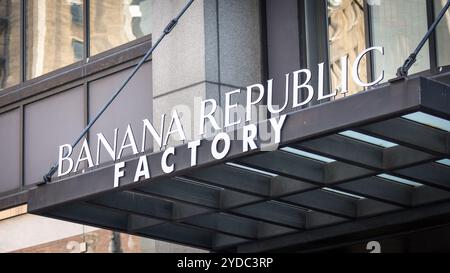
left=27, top=76, right=450, bottom=252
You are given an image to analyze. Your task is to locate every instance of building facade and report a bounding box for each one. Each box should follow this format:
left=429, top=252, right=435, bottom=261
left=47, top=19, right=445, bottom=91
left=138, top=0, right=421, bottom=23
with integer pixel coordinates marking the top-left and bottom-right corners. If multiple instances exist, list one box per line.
left=0, top=0, right=449, bottom=253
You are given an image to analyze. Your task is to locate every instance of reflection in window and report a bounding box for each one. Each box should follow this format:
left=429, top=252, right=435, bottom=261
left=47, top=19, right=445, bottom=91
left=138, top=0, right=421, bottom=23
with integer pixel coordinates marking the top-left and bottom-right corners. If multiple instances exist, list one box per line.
left=435, top=0, right=450, bottom=67
left=370, top=0, right=430, bottom=81
left=72, top=39, right=84, bottom=60
left=90, top=0, right=152, bottom=56
left=328, top=0, right=367, bottom=97
left=26, top=0, right=84, bottom=79
left=0, top=0, right=20, bottom=89
left=70, top=1, right=83, bottom=25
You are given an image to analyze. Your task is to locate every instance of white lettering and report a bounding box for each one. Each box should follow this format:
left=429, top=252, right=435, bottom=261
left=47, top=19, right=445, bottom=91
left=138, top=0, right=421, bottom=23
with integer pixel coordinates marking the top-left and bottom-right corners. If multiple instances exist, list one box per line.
left=267, top=76, right=289, bottom=114
left=246, top=84, right=265, bottom=122
left=161, top=147, right=175, bottom=174
left=293, top=69, right=314, bottom=108
left=211, top=132, right=231, bottom=160
left=318, top=62, right=336, bottom=100
left=118, top=124, right=139, bottom=160
left=243, top=124, right=257, bottom=152
left=57, top=144, right=73, bottom=177
left=134, top=155, right=150, bottom=182
left=225, top=89, right=241, bottom=128
left=188, top=140, right=201, bottom=167
left=95, top=130, right=117, bottom=165
left=114, top=161, right=125, bottom=188
left=73, top=139, right=94, bottom=172
left=142, top=115, right=165, bottom=151
left=269, top=115, right=287, bottom=144
left=199, top=99, right=220, bottom=136
left=353, top=46, right=384, bottom=87
left=163, top=110, right=186, bottom=146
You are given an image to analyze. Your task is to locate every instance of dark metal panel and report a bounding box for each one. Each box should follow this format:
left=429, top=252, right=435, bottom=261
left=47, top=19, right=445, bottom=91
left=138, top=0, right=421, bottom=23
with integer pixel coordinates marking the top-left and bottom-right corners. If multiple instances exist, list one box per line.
left=186, top=164, right=272, bottom=196
left=136, top=177, right=264, bottom=211
left=220, top=189, right=265, bottom=210
left=383, top=145, right=437, bottom=170
left=128, top=214, right=165, bottom=232
left=236, top=151, right=324, bottom=183
left=296, top=134, right=384, bottom=169
left=0, top=191, right=28, bottom=211
left=324, top=161, right=376, bottom=184
left=420, top=77, right=450, bottom=119
left=394, top=163, right=450, bottom=190
left=358, top=117, right=448, bottom=156
left=231, top=202, right=307, bottom=229
left=182, top=213, right=258, bottom=240
left=356, top=198, right=401, bottom=217
left=305, top=211, right=348, bottom=229
left=256, top=220, right=297, bottom=239
left=336, top=177, right=413, bottom=207
left=185, top=213, right=296, bottom=240
left=302, top=0, right=330, bottom=102
left=134, top=177, right=311, bottom=231
left=269, top=176, right=318, bottom=197
left=130, top=183, right=304, bottom=239
left=29, top=161, right=117, bottom=212
left=283, top=188, right=395, bottom=220
left=46, top=202, right=129, bottom=231
left=236, top=200, right=450, bottom=253
left=297, top=134, right=438, bottom=171
left=136, top=177, right=317, bottom=231
left=213, top=233, right=250, bottom=250
left=85, top=192, right=262, bottom=247
left=24, top=87, right=85, bottom=186
left=90, top=191, right=173, bottom=220
left=265, top=0, right=302, bottom=115
left=0, top=109, right=21, bottom=194
left=137, top=223, right=213, bottom=250
left=172, top=201, right=215, bottom=221
left=412, top=185, right=450, bottom=206
left=282, top=190, right=357, bottom=218
left=137, top=178, right=220, bottom=208
left=90, top=191, right=213, bottom=221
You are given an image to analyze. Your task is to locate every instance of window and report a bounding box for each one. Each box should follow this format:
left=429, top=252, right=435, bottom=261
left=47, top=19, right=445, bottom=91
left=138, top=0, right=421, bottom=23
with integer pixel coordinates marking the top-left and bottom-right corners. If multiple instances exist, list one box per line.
left=369, top=0, right=430, bottom=81
left=266, top=0, right=446, bottom=109
left=89, top=0, right=152, bottom=56
left=327, top=0, right=431, bottom=94
left=0, top=0, right=153, bottom=90
left=26, top=0, right=84, bottom=79
left=328, top=0, right=367, bottom=96
left=72, top=38, right=84, bottom=60
left=435, top=0, right=450, bottom=68
left=22, top=0, right=152, bottom=81
left=0, top=0, right=20, bottom=90
left=70, top=1, right=83, bottom=25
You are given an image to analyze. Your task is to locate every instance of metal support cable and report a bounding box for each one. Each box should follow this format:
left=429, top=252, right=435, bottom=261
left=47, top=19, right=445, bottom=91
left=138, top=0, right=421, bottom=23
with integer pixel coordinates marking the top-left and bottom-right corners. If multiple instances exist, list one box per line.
left=396, top=0, right=450, bottom=77
left=42, top=0, right=195, bottom=183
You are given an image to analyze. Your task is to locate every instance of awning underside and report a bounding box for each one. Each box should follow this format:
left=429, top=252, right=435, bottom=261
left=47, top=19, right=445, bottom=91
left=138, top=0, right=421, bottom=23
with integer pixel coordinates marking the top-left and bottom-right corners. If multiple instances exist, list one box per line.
left=29, top=76, right=450, bottom=252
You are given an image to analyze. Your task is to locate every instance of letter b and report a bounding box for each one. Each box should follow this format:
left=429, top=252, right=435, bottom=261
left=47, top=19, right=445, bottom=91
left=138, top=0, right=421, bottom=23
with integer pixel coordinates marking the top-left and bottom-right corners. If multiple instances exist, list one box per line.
left=58, top=144, right=73, bottom=177
left=293, top=69, right=314, bottom=108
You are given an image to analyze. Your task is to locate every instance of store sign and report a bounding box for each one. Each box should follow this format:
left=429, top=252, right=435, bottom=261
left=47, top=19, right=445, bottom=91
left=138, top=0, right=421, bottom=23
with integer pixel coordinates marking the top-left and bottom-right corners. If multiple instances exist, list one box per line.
left=56, top=47, right=384, bottom=187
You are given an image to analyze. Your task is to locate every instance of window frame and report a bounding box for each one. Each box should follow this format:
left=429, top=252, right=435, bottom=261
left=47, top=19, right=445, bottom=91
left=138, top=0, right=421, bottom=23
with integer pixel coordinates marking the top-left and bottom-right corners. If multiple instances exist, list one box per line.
left=0, top=0, right=153, bottom=92
left=298, top=0, right=447, bottom=97
left=364, top=0, right=439, bottom=80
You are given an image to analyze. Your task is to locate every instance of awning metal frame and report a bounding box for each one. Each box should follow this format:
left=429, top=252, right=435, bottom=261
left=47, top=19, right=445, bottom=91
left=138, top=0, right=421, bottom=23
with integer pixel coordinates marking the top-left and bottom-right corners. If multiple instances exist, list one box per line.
left=28, top=76, right=450, bottom=252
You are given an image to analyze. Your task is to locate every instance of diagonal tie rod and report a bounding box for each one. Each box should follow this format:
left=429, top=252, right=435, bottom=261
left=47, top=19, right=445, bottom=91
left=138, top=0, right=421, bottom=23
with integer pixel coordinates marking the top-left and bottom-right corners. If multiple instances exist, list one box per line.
left=397, top=0, right=450, bottom=77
